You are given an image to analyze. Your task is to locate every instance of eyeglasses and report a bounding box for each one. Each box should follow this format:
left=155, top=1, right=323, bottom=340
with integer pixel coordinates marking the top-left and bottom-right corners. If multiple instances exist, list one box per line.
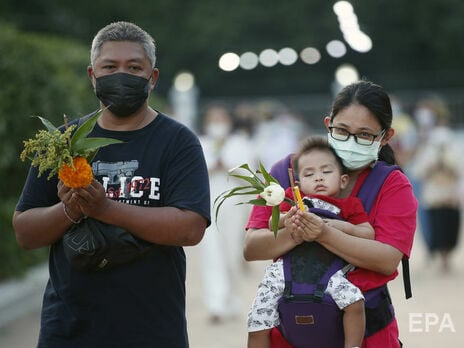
left=328, top=126, right=385, bottom=146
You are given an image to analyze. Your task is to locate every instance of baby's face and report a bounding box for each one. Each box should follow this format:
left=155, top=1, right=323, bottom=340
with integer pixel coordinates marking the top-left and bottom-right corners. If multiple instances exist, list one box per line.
left=297, top=149, right=344, bottom=197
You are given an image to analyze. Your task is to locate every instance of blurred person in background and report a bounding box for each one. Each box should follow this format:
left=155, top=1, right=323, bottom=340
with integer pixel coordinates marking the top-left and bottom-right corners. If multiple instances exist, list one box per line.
left=409, top=99, right=462, bottom=271
left=232, top=101, right=257, bottom=138
left=199, top=104, right=257, bottom=323
left=389, top=95, right=418, bottom=169
left=253, top=101, right=309, bottom=169
left=406, top=98, right=441, bottom=252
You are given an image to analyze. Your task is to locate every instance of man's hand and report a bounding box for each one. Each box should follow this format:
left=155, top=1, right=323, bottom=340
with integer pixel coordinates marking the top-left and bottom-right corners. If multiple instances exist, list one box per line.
left=72, top=179, right=110, bottom=219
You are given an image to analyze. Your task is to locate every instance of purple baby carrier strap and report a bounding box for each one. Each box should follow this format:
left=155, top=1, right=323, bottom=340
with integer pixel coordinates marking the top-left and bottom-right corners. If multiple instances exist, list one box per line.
left=273, top=160, right=400, bottom=347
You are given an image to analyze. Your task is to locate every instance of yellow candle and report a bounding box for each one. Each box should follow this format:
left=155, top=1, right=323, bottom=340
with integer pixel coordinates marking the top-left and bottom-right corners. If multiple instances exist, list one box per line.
left=293, top=186, right=305, bottom=211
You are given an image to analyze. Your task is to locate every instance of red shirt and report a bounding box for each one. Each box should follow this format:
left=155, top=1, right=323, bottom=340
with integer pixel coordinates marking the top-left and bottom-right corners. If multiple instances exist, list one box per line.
left=245, top=165, right=417, bottom=347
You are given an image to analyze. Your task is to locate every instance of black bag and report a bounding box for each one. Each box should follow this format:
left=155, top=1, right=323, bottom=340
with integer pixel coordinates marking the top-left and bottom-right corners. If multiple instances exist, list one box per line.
left=62, top=217, right=154, bottom=272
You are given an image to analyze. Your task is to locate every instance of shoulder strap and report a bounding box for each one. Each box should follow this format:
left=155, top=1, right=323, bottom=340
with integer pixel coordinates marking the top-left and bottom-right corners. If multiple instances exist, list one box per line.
left=270, top=153, right=293, bottom=189
left=356, top=161, right=412, bottom=299
left=356, top=161, right=399, bottom=212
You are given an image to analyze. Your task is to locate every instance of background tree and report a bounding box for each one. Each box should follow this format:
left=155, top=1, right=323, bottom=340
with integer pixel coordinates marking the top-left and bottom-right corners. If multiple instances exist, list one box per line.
left=0, top=23, right=95, bottom=279
left=1, top=0, right=463, bottom=97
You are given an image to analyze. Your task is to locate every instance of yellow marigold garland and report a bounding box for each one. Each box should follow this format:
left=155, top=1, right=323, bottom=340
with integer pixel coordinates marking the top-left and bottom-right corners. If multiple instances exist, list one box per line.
left=58, top=157, right=94, bottom=188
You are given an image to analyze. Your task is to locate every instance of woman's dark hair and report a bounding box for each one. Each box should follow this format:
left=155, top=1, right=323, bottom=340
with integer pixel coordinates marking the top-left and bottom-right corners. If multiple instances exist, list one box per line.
left=330, top=80, right=396, bottom=164
left=292, top=136, right=347, bottom=179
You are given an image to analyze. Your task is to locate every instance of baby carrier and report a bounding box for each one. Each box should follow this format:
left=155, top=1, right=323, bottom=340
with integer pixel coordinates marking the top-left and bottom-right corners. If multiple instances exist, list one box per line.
left=270, top=156, right=411, bottom=348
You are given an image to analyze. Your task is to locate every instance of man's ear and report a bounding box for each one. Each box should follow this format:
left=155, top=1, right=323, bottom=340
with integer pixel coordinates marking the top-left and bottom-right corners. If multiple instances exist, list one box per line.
left=87, top=66, right=96, bottom=88
left=149, top=68, right=160, bottom=92
left=340, top=174, right=350, bottom=189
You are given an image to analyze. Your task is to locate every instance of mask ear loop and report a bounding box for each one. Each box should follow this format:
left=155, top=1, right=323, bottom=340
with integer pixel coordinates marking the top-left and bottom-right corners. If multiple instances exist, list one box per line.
left=374, top=129, right=388, bottom=165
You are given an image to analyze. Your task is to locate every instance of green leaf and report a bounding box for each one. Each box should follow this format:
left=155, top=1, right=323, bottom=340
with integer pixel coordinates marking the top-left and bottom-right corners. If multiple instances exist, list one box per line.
left=34, top=115, right=58, bottom=132
left=228, top=173, right=264, bottom=189
left=258, top=161, right=278, bottom=185
left=271, top=206, right=280, bottom=238
left=284, top=197, right=296, bottom=206
left=70, top=109, right=101, bottom=148
left=243, top=198, right=267, bottom=206
left=72, top=137, right=122, bottom=155
left=229, top=163, right=266, bottom=187
left=214, top=162, right=285, bottom=238
left=85, top=149, right=99, bottom=163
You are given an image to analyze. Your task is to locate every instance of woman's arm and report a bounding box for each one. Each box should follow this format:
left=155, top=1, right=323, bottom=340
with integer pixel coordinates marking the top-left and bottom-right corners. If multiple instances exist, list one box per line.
left=317, top=224, right=403, bottom=275
left=244, top=204, right=305, bottom=261
left=243, top=225, right=300, bottom=261
left=289, top=205, right=405, bottom=276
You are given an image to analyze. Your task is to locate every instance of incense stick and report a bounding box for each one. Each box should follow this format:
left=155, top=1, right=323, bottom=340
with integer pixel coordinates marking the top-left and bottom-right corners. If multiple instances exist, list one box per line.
left=288, top=168, right=305, bottom=211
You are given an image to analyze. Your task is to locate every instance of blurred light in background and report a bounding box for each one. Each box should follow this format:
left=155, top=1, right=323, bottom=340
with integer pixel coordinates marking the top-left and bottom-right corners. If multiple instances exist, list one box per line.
left=300, top=47, right=321, bottom=65
left=240, top=51, right=259, bottom=70
left=259, top=48, right=279, bottom=67
left=333, top=0, right=372, bottom=53
left=278, top=47, right=298, bottom=66
left=218, top=1, right=371, bottom=72
left=173, top=71, right=195, bottom=92
left=335, top=63, right=359, bottom=86
left=326, top=40, right=347, bottom=58
left=218, top=52, right=240, bottom=71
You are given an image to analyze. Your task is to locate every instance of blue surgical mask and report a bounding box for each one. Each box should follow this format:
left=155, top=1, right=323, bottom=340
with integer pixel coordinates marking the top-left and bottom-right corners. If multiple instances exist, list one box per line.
left=328, top=134, right=382, bottom=170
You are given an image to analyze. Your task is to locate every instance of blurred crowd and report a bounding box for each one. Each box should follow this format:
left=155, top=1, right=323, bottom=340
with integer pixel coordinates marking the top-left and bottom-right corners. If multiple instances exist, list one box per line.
left=391, top=95, right=464, bottom=273
left=190, top=95, right=463, bottom=324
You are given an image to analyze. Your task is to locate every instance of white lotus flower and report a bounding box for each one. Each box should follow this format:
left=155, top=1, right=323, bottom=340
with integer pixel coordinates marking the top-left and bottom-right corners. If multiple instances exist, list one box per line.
left=260, top=182, right=285, bottom=206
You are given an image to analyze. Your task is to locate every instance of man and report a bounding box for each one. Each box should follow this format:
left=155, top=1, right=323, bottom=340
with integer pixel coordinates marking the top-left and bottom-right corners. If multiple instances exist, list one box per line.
left=13, top=21, right=210, bottom=347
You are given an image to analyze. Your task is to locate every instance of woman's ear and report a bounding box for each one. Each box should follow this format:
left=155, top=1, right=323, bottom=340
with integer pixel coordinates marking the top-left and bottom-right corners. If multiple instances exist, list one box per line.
left=323, top=116, right=331, bottom=130
left=382, top=127, right=395, bottom=146
left=340, top=174, right=350, bottom=189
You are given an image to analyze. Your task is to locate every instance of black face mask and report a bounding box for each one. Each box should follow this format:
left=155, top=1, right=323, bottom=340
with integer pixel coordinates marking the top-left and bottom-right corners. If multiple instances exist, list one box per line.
left=95, top=72, right=151, bottom=117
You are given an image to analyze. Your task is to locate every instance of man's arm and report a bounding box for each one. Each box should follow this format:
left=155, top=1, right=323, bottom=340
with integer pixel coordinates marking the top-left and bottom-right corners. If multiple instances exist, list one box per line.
left=73, top=180, right=207, bottom=247
left=13, top=204, right=75, bottom=249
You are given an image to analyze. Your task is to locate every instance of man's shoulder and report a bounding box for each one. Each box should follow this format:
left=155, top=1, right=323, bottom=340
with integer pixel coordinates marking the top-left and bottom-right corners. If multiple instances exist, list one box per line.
left=155, top=112, right=199, bottom=140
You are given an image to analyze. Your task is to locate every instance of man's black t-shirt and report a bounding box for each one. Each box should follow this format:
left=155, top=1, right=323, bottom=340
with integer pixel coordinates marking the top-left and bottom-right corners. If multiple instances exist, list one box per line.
left=16, top=113, right=211, bottom=347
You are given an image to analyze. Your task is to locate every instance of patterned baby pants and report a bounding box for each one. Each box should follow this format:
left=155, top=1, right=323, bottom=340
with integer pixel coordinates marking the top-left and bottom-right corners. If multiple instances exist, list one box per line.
left=247, top=260, right=364, bottom=332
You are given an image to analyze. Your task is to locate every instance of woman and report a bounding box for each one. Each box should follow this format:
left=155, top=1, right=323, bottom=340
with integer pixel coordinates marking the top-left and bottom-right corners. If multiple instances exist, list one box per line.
left=244, top=80, right=418, bottom=347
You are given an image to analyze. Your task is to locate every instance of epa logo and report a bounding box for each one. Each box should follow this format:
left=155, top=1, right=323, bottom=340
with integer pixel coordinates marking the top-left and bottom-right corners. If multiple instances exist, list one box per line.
left=409, top=313, right=456, bottom=333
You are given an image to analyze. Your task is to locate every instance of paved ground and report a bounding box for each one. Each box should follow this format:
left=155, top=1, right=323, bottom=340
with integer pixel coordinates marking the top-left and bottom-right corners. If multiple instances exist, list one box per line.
left=0, top=230, right=463, bottom=347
